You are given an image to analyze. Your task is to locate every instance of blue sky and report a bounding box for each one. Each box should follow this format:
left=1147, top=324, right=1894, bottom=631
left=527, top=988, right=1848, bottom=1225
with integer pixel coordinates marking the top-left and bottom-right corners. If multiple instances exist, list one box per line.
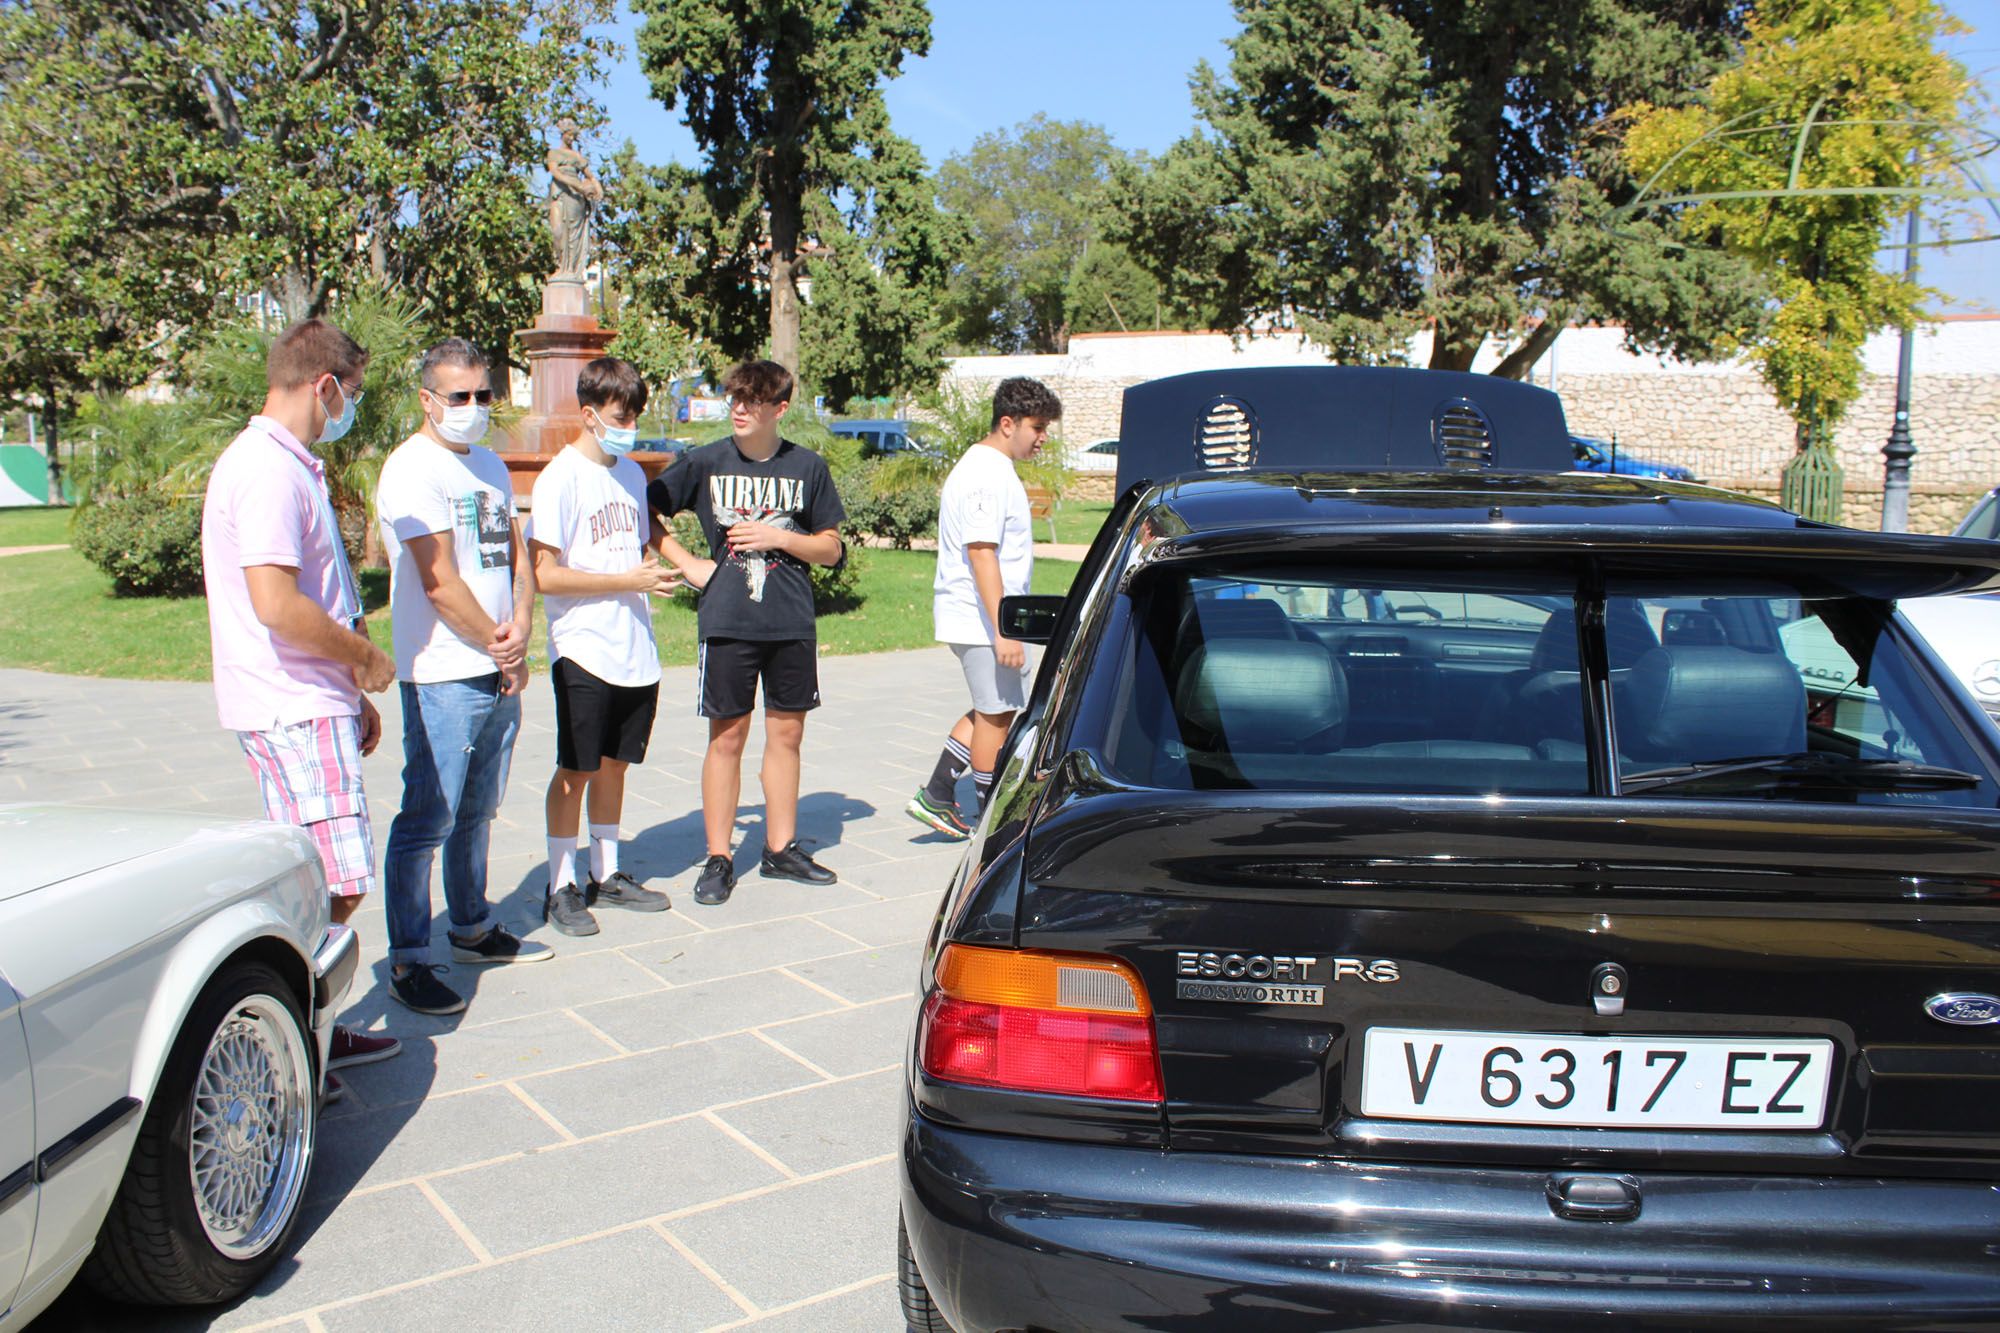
left=589, top=0, right=1999, bottom=311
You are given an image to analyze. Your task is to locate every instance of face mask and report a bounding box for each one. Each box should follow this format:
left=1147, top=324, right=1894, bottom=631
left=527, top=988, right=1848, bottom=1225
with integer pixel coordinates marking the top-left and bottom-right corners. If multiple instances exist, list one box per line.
left=431, top=399, right=491, bottom=445
left=318, top=378, right=358, bottom=445
left=589, top=410, right=638, bottom=456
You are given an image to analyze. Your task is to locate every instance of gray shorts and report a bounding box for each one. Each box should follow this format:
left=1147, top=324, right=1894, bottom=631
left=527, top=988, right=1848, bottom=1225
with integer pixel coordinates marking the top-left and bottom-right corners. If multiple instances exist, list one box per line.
left=951, top=642, right=1032, bottom=716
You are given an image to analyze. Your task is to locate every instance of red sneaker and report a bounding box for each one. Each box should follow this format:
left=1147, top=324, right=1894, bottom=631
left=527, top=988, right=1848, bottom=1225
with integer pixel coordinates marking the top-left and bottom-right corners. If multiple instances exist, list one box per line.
left=329, top=1025, right=402, bottom=1070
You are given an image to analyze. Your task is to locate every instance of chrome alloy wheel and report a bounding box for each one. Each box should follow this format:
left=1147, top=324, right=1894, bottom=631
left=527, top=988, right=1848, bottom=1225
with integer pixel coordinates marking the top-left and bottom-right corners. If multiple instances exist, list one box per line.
left=186, top=994, right=314, bottom=1259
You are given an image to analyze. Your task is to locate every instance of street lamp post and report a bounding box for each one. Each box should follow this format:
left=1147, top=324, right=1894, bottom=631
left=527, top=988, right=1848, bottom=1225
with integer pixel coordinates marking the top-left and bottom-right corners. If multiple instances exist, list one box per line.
left=1880, top=206, right=1920, bottom=533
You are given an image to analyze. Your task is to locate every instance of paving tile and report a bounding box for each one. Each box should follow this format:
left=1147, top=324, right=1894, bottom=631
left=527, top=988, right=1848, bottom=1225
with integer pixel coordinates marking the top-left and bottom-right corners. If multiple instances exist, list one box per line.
left=319, top=1227, right=744, bottom=1332
left=335, top=1009, right=623, bottom=1107
left=667, top=1160, right=900, bottom=1310
left=759, top=999, right=912, bottom=1078
left=311, top=1084, right=564, bottom=1198
left=443, top=947, right=669, bottom=1028
left=714, top=1068, right=904, bottom=1176
left=517, top=1031, right=823, bottom=1138
left=574, top=968, right=838, bottom=1052
left=430, top=1115, right=783, bottom=1257
left=784, top=946, right=924, bottom=1007
left=622, top=915, right=862, bottom=986
left=208, top=1185, right=474, bottom=1330
left=813, top=893, right=947, bottom=947
left=739, top=1279, right=900, bottom=1332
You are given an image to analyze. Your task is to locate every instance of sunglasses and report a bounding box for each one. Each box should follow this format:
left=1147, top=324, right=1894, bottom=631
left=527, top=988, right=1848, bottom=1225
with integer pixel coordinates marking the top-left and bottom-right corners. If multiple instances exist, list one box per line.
left=429, top=388, right=495, bottom=407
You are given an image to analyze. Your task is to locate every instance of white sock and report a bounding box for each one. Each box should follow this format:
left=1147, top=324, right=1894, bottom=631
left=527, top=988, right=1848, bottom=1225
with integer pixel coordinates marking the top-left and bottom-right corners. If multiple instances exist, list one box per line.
left=589, top=824, right=620, bottom=881
left=547, top=835, right=578, bottom=893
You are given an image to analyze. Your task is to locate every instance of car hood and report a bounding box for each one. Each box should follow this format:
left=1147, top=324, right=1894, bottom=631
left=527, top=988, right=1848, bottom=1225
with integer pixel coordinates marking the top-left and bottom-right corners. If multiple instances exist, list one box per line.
left=0, top=804, right=277, bottom=900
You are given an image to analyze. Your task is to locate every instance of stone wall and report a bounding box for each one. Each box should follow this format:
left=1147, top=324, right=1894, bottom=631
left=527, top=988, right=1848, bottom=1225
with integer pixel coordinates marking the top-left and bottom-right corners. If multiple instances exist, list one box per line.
left=946, top=322, right=2000, bottom=535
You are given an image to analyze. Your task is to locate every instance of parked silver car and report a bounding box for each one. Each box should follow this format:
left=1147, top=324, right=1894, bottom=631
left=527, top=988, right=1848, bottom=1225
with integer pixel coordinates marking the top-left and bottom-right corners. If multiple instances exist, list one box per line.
left=0, top=806, right=354, bottom=1327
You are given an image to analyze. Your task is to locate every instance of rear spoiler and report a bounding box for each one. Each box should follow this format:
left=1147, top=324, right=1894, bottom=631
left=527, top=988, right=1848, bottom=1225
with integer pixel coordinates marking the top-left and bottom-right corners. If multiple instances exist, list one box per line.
left=1115, top=366, right=1572, bottom=493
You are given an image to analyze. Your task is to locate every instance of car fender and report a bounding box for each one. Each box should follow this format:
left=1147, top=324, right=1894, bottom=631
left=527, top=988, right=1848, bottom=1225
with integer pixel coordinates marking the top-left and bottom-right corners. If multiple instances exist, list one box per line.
left=123, top=887, right=322, bottom=1108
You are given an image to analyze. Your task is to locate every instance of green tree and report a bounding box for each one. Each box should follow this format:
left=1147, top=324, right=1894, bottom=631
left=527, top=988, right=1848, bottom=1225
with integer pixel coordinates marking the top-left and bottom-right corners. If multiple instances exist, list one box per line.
left=1624, top=0, right=1971, bottom=458
left=629, top=0, right=956, bottom=398
left=937, top=115, right=1169, bottom=352
left=1108, top=0, right=1767, bottom=376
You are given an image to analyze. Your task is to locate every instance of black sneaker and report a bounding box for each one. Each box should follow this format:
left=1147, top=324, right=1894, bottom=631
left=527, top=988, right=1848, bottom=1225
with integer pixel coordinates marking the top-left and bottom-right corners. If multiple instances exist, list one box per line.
left=390, top=965, right=467, bottom=1016
left=545, top=883, right=600, bottom=936
left=450, top=924, right=553, bottom=965
left=590, top=870, right=670, bottom=912
left=693, top=854, right=736, bottom=906
left=760, top=840, right=836, bottom=885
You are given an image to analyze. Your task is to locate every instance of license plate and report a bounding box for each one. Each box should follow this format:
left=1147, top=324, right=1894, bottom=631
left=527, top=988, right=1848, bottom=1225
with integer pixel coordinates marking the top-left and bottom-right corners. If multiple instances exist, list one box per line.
left=1360, top=1028, right=1835, bottom=1129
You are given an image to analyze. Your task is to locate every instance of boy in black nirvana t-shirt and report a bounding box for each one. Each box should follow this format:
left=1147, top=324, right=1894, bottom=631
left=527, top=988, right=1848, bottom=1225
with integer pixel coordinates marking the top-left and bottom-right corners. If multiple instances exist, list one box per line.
left=648, top=360, right=847, bottom=905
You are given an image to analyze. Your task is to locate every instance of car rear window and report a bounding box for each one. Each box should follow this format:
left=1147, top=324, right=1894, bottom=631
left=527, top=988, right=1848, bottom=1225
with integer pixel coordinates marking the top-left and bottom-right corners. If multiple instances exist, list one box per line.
left=1099, top=566, right=1998, bottom=806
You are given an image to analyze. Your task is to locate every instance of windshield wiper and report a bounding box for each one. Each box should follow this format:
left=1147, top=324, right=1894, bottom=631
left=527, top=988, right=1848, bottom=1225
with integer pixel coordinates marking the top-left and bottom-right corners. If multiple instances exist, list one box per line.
left=1620, top=751, right=1984, bottom=795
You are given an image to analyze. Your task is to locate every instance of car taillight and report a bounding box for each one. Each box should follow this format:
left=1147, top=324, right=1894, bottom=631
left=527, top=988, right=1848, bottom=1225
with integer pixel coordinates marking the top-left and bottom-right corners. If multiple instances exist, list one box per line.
left=919, top=944, right=1161, bottom=1102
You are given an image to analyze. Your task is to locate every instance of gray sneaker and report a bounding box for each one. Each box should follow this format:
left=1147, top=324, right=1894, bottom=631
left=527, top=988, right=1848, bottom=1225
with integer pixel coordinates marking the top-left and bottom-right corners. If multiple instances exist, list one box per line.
left=590, top=870, right=670, bottom=912
left=450, top=924, right=553, bottom=965
left=544, top=884, right=599, bottom=937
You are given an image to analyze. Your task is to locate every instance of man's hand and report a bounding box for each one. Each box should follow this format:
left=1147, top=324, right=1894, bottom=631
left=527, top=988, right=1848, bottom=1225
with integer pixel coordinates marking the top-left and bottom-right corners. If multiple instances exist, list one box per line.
left=726, top=521, right=788, bottom=554
left=501, top=659, right=530, bottom=697
left=353, top=639, right=396, bottom=694
left=994, top=634, right=1026, bottom=671
left=624, top=555, right=683, bottom=596
left=356, top=697, right=383, bottom=757
left=488, top=618, right=528, bottom=670
left=683, top=557, right=718, bottom=591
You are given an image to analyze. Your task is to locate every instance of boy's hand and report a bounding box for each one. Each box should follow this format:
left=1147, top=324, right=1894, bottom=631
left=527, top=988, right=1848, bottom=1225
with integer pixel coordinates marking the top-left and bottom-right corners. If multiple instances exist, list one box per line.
left=683, top=557, right=717, bottom=591
left=726, top=521, right=788, bottom=554
left=624, top=555, right=682, bottom=596
left=994, top=634, right=1026, bottom=670
left=500, top=659, right=530, bottom=696
left=488, top=618, right=528, bottom=669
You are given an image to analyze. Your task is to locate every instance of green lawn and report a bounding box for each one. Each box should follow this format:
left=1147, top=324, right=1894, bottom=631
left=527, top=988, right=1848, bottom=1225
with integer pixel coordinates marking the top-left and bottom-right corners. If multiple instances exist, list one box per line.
left=1050, top=500, right=1113, bottom=547
left=0, top=506, right=73, bottom=548
left=0, top=544, right=1082, bottom=682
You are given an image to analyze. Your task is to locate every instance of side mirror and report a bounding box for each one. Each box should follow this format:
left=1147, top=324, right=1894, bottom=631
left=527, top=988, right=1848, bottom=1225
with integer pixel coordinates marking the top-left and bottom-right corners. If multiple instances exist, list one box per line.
left=999, top=594, right=1065, bottom=644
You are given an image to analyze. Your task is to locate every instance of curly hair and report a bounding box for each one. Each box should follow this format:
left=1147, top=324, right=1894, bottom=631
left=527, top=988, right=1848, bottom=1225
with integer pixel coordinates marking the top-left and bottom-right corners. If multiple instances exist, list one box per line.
left=721, top=359, right=796, bottom=406
left=990, top=377, right=1062, bottom=429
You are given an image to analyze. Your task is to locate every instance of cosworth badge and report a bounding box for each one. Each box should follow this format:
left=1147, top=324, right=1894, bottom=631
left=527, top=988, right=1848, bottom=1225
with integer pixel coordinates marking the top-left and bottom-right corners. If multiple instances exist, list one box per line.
left=1174, top=951, right=1399, bottom=1007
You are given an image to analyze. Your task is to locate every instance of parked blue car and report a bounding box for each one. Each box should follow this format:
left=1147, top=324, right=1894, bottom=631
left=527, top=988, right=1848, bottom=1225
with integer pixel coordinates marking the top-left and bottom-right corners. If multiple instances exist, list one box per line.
left=828, top=418, right=935, bottom=458
left=1569, top=433, right=1698, bottom=482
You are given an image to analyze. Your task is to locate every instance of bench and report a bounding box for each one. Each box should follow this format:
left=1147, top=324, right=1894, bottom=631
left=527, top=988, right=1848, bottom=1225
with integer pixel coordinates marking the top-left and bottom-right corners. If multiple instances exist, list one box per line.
left=1024, top=483, right=1058, bottom=543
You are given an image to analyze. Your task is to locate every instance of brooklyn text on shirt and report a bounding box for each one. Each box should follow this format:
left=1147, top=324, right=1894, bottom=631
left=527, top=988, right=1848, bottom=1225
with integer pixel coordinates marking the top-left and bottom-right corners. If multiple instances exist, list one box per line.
left=588, top=498, right=641, bottom=545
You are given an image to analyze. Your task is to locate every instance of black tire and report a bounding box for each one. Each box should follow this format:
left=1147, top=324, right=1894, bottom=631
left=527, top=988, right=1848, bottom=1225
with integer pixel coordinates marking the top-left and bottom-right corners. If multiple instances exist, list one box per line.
left=82, top=960, right=317, bottom=1305
left=899, top=1212, right=956, bottom=1333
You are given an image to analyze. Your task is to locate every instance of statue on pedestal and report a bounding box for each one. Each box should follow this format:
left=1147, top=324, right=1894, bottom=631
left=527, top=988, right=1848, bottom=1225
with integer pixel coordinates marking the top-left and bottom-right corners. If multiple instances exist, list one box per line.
left=546, top=118, right=604, bottom=280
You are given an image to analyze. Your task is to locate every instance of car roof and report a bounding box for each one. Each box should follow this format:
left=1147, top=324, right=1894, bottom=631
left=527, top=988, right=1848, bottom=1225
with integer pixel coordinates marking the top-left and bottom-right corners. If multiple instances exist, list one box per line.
left=1123, top=470, right=2000, bottom=598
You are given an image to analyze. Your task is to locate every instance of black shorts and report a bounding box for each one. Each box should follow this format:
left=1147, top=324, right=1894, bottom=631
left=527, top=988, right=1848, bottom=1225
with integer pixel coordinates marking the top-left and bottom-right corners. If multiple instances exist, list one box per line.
left=698, top=637, right=821, bottom=718
left=552, top=656, right=660, bottom=772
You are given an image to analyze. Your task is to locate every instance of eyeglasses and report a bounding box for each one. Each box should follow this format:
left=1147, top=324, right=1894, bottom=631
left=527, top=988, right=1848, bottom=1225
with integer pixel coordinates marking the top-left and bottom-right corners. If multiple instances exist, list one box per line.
left=728, top=397, right=784, bottom=411
left=429, top=388, right=495, bottom=407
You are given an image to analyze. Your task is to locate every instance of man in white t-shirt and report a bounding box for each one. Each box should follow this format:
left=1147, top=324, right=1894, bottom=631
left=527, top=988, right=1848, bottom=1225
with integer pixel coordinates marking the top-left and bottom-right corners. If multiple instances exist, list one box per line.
left=908, top=377, right=1062, bottom=838
left=529, top=357, right=681, bottom=936
left=376, top=338, right=551, bottom=1017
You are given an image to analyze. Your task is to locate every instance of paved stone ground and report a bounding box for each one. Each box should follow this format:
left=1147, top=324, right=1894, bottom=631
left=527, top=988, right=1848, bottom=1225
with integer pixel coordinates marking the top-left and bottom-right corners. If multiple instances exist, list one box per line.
left=5, top=648, right=981, bottom=1332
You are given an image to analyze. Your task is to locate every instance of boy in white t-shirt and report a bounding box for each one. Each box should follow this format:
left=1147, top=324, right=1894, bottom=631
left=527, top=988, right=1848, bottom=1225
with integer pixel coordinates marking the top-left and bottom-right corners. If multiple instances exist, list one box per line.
left=529, top=357, right=682, bottom=935
left=908, top=377, right=1062, bottom=838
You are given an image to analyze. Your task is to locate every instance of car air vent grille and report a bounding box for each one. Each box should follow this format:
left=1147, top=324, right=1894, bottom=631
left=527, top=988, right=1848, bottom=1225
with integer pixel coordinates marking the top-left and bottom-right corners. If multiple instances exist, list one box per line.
left=1433, top=398, right=1494, bottom=470
left=1195, top=397, right=1257, bottom=471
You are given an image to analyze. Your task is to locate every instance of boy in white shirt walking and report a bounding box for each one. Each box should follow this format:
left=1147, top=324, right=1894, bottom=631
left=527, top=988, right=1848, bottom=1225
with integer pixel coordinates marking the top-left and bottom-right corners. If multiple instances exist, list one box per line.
left=908, top=377, right=1062, bottom=837
left=530, top=357, right=681, bottom=934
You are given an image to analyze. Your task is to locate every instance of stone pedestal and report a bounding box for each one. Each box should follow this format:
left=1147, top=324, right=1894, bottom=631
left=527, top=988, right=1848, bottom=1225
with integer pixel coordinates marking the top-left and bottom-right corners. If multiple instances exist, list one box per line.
left=501, top=282, right=676, bottom=502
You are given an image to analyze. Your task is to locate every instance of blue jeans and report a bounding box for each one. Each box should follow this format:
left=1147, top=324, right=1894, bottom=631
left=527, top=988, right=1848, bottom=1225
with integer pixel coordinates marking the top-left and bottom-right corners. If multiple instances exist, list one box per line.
left=384, top=674, right=520, bottom=966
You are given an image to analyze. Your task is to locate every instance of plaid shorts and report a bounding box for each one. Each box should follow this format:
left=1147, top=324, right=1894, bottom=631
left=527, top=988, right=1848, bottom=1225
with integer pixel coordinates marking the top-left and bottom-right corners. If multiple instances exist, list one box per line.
left=237, top=714, right=376, bottom=898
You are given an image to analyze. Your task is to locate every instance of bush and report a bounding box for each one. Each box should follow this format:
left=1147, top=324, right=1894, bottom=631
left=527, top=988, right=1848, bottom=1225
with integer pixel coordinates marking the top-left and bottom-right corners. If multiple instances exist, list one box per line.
left=839, top=462, right=939, bottom=548
left=72, top=491, right=205, bottom=596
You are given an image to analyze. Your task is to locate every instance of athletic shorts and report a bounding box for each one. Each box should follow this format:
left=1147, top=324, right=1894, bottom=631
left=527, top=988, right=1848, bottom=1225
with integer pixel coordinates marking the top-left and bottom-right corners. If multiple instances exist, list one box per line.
left=237, top=715, right=376, bottom=898
left=553, top=656, right=660, bottom=772
left=697, top=638, right=820, bottom=718
left=951, top=642, right=1032, bottom=716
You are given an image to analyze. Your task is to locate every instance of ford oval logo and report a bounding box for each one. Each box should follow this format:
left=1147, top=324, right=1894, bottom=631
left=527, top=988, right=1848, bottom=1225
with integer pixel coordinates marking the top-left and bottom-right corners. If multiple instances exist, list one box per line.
left=1925, top=993, right=2000, bottom=1026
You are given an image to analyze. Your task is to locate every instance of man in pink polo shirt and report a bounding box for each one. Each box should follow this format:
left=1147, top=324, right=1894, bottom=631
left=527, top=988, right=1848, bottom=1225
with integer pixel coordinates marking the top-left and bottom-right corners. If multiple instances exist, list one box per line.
left=201, top=317, right=403, bottom=1100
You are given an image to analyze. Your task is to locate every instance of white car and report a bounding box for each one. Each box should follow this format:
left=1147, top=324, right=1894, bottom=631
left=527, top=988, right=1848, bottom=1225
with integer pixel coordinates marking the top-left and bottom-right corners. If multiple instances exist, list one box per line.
left=0, top=806, right=354, bottom=1328
left=1900, top=487, right=2000, bottom=733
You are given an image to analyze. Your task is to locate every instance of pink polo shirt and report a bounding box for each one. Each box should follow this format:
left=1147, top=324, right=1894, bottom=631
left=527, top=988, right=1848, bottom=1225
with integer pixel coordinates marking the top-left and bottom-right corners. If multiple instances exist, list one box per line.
left=201, top=417, right=362, bottom=731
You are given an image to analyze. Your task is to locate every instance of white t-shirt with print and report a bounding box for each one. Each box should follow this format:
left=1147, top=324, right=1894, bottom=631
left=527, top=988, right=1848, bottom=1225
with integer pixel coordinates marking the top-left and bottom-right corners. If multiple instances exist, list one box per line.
left=528, top=446, right=661, bottom=688
left=376, top=434, right=518, bottom=683
left=934, top=443, right=1033, bottom=645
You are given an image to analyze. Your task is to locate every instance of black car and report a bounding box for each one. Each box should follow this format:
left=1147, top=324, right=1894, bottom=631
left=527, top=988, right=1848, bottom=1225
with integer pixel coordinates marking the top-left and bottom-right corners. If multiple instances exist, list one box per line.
left=897, top=368, right=2000, bottom=1332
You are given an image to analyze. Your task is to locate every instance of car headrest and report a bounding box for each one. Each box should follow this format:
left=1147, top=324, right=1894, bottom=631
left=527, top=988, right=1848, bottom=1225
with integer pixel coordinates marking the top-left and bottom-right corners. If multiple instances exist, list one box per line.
left=1625, top=646, right=1806, bottom=761
left=1176, top=638, right=1346, bottom=749
left=1530, top=603, right=1661, bottom=674
left=1181, top=596, right=1299, bottom=645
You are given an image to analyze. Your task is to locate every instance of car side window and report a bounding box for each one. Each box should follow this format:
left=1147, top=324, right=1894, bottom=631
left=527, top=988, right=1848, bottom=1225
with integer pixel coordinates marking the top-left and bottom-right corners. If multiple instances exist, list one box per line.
left=1958, top=496, right=2000, bottom=542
